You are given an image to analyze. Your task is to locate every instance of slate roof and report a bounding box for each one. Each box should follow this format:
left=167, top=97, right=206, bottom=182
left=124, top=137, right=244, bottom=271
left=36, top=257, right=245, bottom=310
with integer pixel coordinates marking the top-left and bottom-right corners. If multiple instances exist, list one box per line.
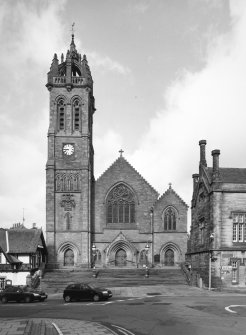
left=5, top=254, right=22, bottom=264
left=0, top=229, right=7, bottom=251
left=207, top=167, right=246, bottom=184
left=0, top=226, right=46, bottom=254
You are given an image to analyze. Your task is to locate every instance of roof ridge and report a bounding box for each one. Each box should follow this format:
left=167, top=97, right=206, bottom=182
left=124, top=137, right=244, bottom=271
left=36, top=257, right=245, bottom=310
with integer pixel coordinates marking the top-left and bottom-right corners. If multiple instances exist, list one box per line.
left=96, top=156, right=159, bottom=195
left=156, top=187, right=188, bottom=208
left=96, top=157, right=122, bottom=181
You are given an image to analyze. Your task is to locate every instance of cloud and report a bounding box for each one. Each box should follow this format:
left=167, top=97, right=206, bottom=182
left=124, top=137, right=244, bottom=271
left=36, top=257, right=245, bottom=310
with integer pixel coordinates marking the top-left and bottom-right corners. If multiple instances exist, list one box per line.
left=127, top=0, right=246, bottom=210
left=94, top=130, right=123, bottom=179
left=88, top=51, right=131, bottom=75
left=0, top=0, right=66, bottom=228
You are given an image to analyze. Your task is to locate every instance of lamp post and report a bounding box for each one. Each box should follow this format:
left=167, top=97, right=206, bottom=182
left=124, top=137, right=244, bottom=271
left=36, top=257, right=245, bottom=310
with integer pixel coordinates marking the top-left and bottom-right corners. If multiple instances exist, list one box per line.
left=92, top=243, right=97, bottom=278
left=145, top=242, right=150, bottom=278
left=150, top=207, right=154, bottom=267
left=209, top=233, right=214, bottom=290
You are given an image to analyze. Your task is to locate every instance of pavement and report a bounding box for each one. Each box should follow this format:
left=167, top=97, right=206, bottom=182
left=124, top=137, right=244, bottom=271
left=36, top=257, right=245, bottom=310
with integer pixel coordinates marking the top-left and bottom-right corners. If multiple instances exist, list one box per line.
left=0, top=284, right=245, bottom=335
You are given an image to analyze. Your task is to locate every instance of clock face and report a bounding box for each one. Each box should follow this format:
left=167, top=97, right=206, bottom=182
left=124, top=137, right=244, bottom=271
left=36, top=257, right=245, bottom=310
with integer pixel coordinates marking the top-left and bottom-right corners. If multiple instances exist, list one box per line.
left=63, top=144, right=74, bottom=156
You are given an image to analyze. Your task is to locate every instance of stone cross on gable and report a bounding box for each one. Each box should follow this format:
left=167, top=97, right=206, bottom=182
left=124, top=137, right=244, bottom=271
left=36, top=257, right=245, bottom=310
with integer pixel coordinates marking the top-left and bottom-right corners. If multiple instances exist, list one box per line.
left=168, top=182, right=172, bottom=189
left=119, top=149, right=124, bottom=157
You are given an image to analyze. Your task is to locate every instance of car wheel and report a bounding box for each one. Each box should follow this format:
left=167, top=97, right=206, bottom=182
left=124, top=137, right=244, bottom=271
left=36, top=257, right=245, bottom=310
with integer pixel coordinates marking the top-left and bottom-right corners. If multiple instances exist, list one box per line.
left=1, top=297, right=7, bottom=304
left=39, top=298, right=45, bottom=302
left=93, top=294, right=100, bottom=302
left=64, top=295, right=71, bottom=303
left=25, top=296, right=32, bottom=303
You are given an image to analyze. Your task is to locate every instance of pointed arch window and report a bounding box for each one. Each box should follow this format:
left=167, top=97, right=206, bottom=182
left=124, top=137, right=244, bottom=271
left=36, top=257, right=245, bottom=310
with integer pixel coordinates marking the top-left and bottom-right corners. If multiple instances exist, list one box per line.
left=164, top=207, right=177, bottom=231
left=57, top=99, right=65, bottom=131
left=72, top=99, right=81, bottom=131
left=106, top=184, right=135, bottom=224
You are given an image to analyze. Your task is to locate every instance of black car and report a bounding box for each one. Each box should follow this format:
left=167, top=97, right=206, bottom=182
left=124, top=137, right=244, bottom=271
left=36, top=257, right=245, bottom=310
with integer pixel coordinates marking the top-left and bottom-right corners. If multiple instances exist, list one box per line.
left=0, top=285, right=48, bottom=304
left=63, top=283, right=113, bottom=302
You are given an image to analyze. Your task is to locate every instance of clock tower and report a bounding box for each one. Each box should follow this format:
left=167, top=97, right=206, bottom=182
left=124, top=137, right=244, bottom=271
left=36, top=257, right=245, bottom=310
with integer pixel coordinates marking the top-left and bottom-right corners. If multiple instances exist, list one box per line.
left=46, top=33, right=95, bottom=268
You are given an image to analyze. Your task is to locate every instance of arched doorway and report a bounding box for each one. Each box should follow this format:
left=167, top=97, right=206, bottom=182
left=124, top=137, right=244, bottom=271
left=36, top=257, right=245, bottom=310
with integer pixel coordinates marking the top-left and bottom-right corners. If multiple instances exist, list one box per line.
left=115, top=249, right=127, bottom=267
left=64, top=248, right=74, bottom=266
left=164, top=249, right=174, bottom=266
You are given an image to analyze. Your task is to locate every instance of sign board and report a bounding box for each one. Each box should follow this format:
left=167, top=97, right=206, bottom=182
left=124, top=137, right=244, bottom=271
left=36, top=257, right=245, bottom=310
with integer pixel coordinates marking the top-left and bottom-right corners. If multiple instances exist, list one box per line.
left=221, top=266, right=232, bottom=271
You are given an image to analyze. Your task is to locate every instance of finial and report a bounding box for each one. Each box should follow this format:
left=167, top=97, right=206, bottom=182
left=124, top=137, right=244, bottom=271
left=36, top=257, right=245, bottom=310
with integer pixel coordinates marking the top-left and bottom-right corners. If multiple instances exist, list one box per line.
left=168, top=183, right=172, bottom=189
left=70, top=23, right=76, bottom=52
left=119, top=149, right=124, bottom=157
left=22, top=208, right=25, bottom=225
left=71, top=22, right=75, bottom=37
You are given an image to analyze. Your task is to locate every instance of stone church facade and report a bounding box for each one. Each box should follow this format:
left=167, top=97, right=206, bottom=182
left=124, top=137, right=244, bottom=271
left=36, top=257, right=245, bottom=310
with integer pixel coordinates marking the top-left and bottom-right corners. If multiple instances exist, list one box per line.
left=45, top=35, right=188, bottom=269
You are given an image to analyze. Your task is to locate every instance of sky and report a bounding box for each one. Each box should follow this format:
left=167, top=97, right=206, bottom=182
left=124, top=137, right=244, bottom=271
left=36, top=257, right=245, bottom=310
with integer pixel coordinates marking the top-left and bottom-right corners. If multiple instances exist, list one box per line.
left=0, top=0, right=246, bottom=231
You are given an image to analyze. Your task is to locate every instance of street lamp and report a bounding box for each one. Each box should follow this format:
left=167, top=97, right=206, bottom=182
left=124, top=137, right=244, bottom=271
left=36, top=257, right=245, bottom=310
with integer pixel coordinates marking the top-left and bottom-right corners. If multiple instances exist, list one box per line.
left=150, top=207, right=154, bottom=267
left=209, top=233, right=214, bottom=290
left=145, top=242, right=150, bottom=278
left=92, top=243, right=97, bottom=278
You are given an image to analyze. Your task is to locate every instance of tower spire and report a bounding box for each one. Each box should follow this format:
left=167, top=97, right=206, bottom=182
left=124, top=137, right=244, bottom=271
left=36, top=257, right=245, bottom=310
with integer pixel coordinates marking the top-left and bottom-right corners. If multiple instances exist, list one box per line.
left=70, top=22, right=76, bottom=52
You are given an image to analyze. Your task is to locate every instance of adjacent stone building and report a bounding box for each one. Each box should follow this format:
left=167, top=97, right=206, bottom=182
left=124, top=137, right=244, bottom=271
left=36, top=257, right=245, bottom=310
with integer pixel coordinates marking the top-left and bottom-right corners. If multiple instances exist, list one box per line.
left=45, top=35, right=188, bottom=269
left=187, top=140, right=246, bottom=288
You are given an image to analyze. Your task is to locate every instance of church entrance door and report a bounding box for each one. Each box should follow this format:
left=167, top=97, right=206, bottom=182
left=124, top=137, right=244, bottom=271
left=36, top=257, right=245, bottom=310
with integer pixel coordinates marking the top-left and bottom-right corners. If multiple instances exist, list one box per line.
left=64, top=249, right=74, bottom=266
left=164, top=249, right=174, bottom=266
left=115, top=249, right=127, bottom=267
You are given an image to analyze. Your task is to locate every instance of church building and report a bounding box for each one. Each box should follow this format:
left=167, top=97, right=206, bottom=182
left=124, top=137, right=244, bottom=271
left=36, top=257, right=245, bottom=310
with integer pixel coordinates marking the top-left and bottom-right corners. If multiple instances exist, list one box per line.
left=45, top=35, right=188, bottom=269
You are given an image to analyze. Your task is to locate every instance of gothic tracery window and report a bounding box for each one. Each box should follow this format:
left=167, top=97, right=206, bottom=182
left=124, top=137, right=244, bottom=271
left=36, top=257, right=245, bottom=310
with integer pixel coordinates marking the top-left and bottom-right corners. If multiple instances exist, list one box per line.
left=164, top=206, right=177, bottom=231
left=55, top=173, right=81, bottom=192
left=106, top=184, right=135, bottom=224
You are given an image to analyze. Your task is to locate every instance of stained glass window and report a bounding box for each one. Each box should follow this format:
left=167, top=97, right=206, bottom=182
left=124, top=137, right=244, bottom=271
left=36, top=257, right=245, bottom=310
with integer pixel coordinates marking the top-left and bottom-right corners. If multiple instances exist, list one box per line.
left=106, top=184, right=135, bottom=224
left=164, top=207, right=177, bottom=231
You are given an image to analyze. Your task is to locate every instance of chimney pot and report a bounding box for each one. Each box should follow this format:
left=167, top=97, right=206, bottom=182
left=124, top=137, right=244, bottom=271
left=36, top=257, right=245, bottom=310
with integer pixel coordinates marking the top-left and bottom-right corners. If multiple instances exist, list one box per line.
left=199, top=140, right=207, bottom=167
left=211, top=149, right=220, bottom=180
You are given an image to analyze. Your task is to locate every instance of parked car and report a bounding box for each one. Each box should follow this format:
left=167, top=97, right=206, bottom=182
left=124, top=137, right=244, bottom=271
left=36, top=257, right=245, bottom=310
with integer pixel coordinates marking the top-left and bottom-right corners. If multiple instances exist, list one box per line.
left=0, top=285, right=48, bottom=304
left=63, top=283, right=112, bottom=302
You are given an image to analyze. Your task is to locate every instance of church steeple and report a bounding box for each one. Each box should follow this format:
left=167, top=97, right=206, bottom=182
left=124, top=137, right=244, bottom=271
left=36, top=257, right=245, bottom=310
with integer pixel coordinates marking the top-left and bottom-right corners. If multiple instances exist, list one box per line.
left=45, top=27, right=95, bottom=269
left=46, top=30, right=93, bottom=91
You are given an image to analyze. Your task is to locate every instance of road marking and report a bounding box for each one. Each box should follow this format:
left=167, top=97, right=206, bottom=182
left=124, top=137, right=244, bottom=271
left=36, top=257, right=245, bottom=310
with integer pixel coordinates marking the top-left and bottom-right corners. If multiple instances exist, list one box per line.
left=225, top=305, right=246, bottom=313
left=62, top=296, right=148, bottom=306
left=112, top=324, right=136, bottom=335
left=52, top=322, right=63, bottom=335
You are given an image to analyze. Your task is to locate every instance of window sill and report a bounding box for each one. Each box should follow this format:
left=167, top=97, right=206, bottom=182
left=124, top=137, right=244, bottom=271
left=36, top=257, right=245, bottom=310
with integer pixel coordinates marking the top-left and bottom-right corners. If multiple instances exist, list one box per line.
left=105, top=224, right=138, bottom=230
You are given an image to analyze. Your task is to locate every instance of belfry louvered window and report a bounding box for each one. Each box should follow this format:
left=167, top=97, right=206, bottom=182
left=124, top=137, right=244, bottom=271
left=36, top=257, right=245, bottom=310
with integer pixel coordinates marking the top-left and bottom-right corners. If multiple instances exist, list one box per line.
left=73, top=99, right=81, bottom=131
left=164, top=206, right=177, bottom=231
left=57, top=99, right=65, bottom=130
left=107, top=184, right=135, bottom=224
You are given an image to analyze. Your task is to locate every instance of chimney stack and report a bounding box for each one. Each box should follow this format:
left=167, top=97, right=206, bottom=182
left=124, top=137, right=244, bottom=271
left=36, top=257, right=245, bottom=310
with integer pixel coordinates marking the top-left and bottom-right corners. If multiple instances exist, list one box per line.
left=212, top=149, right=220, bottom=180
left=199, top=140, right=207, bottom=167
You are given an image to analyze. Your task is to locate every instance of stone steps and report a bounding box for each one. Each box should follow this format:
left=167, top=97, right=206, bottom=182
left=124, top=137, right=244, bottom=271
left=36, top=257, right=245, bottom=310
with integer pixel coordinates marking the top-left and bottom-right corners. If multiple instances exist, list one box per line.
left=41, top=268, right=188, bottom=293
